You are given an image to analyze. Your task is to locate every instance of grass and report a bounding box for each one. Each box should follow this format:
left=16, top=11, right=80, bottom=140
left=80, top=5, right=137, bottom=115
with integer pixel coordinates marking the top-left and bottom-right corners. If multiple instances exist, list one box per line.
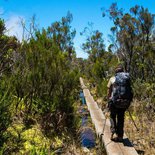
left=125, top=100, right=155, bottom=155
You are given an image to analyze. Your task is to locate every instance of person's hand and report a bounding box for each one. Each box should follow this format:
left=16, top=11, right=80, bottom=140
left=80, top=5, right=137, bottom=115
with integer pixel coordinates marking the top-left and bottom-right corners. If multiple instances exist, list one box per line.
left=105, top=111, right=110, bottom=118
left=108, top=96, right=112, bottom=100
left=107, top=99, right=113, bottom=110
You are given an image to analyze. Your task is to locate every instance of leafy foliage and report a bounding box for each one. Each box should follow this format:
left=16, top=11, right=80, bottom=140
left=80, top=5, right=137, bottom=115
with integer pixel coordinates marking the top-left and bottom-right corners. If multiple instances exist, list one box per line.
left=0, top=14, right=79, bottom=153
left=47, top=11, right=76, bottom=59
left=0, top=19, right=19, bottom=147
left=105, top=3, right=155, bottom=81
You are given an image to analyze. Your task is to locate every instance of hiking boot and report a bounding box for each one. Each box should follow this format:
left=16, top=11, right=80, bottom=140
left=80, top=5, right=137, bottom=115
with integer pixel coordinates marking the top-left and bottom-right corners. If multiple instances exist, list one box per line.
left=110, top=133, right=117, bottom=141
left=110, top=133, right=114, bottom=140
left=112, top=136, right=123, bottom=142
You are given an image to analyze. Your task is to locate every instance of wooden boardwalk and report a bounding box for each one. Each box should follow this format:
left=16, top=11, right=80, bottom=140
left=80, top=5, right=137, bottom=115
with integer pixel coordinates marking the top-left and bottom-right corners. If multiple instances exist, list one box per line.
left=80, top=77, right=138, bottom=155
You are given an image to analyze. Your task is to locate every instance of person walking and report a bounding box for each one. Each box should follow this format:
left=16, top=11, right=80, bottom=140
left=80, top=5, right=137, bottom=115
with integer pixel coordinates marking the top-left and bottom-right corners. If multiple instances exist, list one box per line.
left=107, top=65, right=133, bottom=142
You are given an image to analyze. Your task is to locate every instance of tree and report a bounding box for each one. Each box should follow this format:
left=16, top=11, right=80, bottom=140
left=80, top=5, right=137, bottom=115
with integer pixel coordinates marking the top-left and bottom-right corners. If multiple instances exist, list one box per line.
left=0, top=18, right=19, bottom=146
left=47, top=12, right=76, bottom=60
left=0, top=18, right=19, bottom=75
left=10, top=23, right=79, bottom=135
left=105, top=3, right=155, bottom=81
left=81, top=24, right=105, bottom=63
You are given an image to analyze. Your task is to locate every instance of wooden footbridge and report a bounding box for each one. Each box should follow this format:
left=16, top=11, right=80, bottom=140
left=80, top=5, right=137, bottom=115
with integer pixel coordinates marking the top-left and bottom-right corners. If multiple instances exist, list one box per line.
left=80, top=77, right=138, bottom=155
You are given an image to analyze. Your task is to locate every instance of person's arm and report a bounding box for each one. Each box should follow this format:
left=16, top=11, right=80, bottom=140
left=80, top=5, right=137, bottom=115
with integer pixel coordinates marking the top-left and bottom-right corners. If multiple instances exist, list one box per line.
left=107, top=78, right=112, bottom=100
left=107, top=79, right=113, bottom=110
left=107, top=85, right=112, bottom=100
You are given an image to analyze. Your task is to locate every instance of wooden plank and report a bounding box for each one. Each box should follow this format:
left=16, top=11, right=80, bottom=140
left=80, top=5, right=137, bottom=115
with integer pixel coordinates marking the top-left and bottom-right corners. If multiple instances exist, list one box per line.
left=80, top=77, right=138, bottom=155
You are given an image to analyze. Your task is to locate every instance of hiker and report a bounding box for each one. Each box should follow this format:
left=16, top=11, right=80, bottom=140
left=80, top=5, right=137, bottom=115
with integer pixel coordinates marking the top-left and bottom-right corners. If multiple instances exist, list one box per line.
left=107, top=65, right=133, bottom=142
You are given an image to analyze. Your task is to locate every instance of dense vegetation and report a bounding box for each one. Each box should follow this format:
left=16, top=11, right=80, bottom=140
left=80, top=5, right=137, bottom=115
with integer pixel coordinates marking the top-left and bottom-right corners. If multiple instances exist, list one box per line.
left=0, top=13, right=80, bottom=154
left=0, top=3, right=155, bottom=155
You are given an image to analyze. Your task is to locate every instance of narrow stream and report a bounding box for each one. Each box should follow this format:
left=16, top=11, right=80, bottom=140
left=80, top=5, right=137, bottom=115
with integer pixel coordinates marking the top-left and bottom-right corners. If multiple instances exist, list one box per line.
left=79, top=90, right=95, bottom=148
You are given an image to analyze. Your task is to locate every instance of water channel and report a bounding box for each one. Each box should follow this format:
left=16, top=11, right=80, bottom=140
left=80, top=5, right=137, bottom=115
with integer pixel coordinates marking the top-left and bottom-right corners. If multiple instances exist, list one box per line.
left=79, top=90, right=95, bottom=148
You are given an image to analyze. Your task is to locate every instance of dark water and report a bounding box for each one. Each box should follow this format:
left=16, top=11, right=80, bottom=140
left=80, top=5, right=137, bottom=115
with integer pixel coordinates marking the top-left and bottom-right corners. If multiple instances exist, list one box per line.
left=79, top=90, right=95, bottom=148
left=81, top=116, right=87, bottom=126
left=80, top=127, right=95, bottom=148
left=80, top=90, right=86, bottom=104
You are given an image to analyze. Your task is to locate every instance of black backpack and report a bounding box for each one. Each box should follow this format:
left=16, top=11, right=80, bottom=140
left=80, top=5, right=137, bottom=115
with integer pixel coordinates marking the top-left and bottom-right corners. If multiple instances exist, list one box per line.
left=112, top=72, right=133, bottom=109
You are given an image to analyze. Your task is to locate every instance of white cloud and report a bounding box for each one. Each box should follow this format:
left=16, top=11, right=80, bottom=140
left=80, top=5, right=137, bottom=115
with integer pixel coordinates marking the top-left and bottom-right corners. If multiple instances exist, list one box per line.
left=5, top=15, right=24, bottom=41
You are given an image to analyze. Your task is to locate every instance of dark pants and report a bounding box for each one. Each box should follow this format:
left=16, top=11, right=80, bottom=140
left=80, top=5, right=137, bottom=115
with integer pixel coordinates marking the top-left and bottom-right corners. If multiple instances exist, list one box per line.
left=110, top=105, right=126, bottom=137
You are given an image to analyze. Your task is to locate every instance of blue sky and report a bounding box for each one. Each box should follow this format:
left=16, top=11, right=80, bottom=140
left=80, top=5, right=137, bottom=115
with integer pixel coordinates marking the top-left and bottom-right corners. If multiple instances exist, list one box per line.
left=0, top=0, right=155, bottom=58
